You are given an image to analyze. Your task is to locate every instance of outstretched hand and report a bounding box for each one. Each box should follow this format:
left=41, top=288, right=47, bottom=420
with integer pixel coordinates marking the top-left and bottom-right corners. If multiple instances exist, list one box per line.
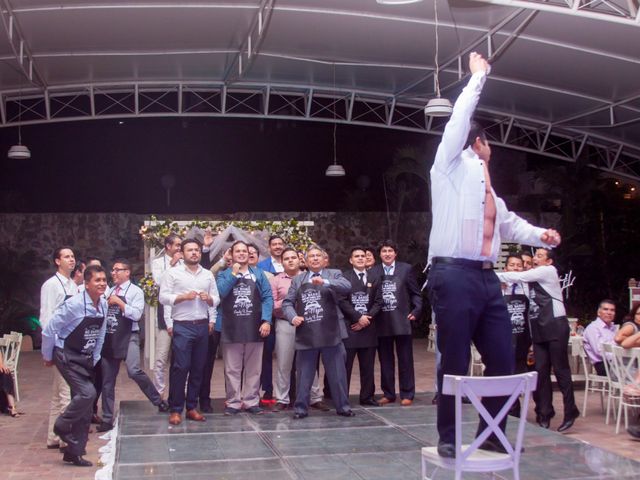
left=540, top=229, right=561, bottom=247
left=469, top=52, right=490, bottom=75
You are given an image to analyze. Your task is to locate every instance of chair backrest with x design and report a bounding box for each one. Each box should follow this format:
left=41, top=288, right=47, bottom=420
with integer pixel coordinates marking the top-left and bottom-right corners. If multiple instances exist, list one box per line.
left=421, top=372, right=537, bottom=480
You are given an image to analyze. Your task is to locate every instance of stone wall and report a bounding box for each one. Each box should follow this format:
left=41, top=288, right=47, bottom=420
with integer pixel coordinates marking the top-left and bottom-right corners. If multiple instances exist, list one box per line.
left=0, top=210, right=559, bottom=314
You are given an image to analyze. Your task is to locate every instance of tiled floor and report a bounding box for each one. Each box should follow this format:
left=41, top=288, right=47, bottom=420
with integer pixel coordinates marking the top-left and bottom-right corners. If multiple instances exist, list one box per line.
left=1, top=339, right=639, bottom=479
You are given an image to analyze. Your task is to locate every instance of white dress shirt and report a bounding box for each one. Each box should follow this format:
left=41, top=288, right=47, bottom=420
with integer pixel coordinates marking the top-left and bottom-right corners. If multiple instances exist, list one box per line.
left=40, top=272, right=79, bottom=328
left=428, top=71, right=546, bottom=264
left=106, top=280, right=145, bottom=331
left=496, top=266, right=566, bottom=318
left=151, top=254, right=182, bottom=324
left=159, top=263, right=219, bottom=329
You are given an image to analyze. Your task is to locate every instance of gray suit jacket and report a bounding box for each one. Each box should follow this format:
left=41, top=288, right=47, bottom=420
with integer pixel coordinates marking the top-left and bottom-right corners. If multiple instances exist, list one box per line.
left=282, top=268, right=351, bottom=339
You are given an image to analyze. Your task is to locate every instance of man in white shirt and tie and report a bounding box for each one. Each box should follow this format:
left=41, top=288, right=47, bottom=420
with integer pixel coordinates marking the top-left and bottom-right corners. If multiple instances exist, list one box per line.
left=40, top=246, right=78, bottom=450
left=425, top=52, right=561, bottom=458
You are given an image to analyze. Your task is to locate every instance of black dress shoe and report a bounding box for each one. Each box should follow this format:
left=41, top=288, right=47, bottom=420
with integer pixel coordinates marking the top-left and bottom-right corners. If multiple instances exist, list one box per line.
left=96, top=422, right=113, bottom=432
left=479, top=438, right=524, bottom=454
left=359, top=399, right=380, bottom=407
left=437, top=441, right=456, bottom=458
left=337, top=410, right=355, bottom=417
left=557, top=413, right=579, bottom=433
left=91, top=414, right=102, bottom=425
left=538, top=417, right=550, bottom=429
left=200, top=404, right=213, bottom=413
left=293, top=412, right=308, bottom=420
left=431, top=393, right=439, bottom=405
left=47, top=443, right=60, bottom=449
left=158, top=400, right=170, bottom=413
left=627, top=425, right=640, bottom=439
left=62, top=452, right=92, bottom=467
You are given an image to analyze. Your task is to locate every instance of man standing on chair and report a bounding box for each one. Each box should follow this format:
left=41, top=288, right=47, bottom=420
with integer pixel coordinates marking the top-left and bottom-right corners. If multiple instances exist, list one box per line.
left=98, top=259, right=169, bottom=432
left=425, top=52, right=561, bottom=458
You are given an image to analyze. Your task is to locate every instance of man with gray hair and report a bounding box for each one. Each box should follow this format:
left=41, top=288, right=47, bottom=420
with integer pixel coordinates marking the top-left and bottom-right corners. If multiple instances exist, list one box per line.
left=282, top=245, right=354, bottom=419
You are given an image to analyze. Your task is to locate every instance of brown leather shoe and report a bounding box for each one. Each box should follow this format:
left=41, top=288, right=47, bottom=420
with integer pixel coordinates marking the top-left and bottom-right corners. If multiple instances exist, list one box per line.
left=169, top=412, right=182, bottom=425
left=400, top=399, right=413, bottom=406
left=378, top=397, right=395, bottom=405
left=186, top=409, right=206, bottom=422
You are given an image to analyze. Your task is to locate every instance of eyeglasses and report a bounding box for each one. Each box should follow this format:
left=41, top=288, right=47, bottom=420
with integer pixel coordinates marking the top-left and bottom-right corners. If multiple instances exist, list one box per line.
left=111, top=268, right=128, bottom=272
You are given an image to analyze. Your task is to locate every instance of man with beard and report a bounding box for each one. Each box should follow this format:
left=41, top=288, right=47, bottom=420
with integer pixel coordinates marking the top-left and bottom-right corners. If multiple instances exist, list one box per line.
left=216, top=241, right=273, bottom=415
left=41, top=265, right=108, bottom=467
left=159, top=239, right=219, bottom=425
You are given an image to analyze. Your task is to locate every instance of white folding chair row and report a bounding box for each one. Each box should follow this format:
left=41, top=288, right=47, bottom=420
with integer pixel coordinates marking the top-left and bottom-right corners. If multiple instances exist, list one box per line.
left=421, top=371, right=538, bottom=480
left=610, top=345, right=640, bottom=434
left=575, top=336, right=610, bottom=421
left=1, top=331, right=22, bottom=402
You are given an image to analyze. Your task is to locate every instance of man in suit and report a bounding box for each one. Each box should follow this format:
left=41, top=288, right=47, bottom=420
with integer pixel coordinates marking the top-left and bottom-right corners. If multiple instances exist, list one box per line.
left=282, top=245, right=354, bottom=419
left=369, top=240, right=422, bottom=406
left=339, top=247, right=383, bottom=406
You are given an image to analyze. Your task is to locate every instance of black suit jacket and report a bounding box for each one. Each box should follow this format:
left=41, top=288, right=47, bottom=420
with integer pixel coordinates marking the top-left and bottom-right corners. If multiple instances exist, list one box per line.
left=368, top=261, right=422, bottom=319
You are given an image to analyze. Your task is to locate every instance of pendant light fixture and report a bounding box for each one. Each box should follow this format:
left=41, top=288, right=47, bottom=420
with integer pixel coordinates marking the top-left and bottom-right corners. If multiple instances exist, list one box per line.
left=8, top=89, right=31, bottom=159
left=377, top=0, right=423, bottom=4
left=325, top=64, right=346, bottom=177
left=424, top=0, right=453, bottom=117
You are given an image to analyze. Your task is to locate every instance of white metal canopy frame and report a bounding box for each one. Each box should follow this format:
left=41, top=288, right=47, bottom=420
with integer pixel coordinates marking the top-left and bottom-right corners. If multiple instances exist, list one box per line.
left=0, top=0, right=638, bottom=180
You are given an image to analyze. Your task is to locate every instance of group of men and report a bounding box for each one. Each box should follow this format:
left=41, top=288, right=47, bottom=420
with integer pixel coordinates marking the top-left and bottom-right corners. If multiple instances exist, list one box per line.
left=38, top=234, right=424, bottom=466
left=151, top=234, right=423, bottom=422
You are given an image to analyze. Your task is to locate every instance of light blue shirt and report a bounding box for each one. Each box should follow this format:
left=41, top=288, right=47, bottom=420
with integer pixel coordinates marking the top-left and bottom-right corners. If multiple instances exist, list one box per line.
left=428, top=70, right=546, bottom=264
left=41, top=290, right=108, bottom=365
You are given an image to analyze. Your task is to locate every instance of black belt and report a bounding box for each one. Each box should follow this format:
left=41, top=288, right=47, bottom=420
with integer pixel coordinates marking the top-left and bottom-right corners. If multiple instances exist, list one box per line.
left=174, top=319, right=208, bottom=325
left=432, top=257, right=494, bottom=270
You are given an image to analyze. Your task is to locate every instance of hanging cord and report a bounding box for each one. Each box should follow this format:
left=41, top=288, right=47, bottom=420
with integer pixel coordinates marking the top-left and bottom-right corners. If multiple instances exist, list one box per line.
left=332, top=63, right=338, bottom=166
left=433, top=0, right=441, bottom=98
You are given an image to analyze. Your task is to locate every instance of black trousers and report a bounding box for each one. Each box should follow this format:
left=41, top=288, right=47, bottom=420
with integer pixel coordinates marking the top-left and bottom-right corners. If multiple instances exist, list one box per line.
left=92, top=359, right=102, bottom=415
left=378, top=335, right=415, bottom=401
left=199, top=330, right=221, bottom=407
left=345, top=346, right=376, bottom=403
left=53, top=348, right=95, bottom=456
left=533, top=330, right=578, bottom=420
left=169, top=322, right=208, bottom=413
left=427, top=263, right=513, bottom=444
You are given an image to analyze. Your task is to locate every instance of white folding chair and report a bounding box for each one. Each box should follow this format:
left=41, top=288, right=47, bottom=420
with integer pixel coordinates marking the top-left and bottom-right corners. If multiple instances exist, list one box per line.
left=576, top=337, right=609, bottom=418
left=2, top=332, right=22, bottom=401
left=601, top=342, right=621, bottom=425
left=611, top=345, right=640, bottom=434
left=421, top=371, right=538, bottom=480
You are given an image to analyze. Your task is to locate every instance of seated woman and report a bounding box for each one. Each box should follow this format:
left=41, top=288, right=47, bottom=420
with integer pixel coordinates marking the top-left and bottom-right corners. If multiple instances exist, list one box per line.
left=0, top=348, right=20, bottom=417
left=615, top=304, right=640, bottom=348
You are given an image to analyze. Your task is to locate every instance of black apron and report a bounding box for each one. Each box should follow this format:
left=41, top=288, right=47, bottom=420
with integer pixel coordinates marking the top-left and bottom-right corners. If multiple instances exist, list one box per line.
left=343, top=281, right=378, bottom=349
left=377, top=273, right=411, bottom=337
left=56, top=274, right=74, bottom=302
left=528, top=282, right=569, bottom=343
left=102, top=285, right=133, bottom=360
left=62, top=292, right=104, bottom=378
left=221, top=276, right=263, bottom=344
left=504, top=292, right=531, bottom=370
left=294, top=282, right=342, bottom=350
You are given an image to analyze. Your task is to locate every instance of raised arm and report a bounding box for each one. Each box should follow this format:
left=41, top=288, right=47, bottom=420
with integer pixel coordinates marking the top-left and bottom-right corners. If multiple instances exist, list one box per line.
left=432, top=53, right=489, bottom=175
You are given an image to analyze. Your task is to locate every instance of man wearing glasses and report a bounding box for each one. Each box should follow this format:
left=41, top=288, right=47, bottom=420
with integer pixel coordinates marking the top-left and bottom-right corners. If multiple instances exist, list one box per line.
left=97, top=260, right=169, bottom=432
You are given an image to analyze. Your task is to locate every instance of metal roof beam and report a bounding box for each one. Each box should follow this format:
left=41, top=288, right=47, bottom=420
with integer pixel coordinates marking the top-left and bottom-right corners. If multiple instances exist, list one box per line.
left=223, top=0, right=274, bottom=84
left=0, top=0, right=46, bottom=87
left=465, top=0, right=640, bottom=27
